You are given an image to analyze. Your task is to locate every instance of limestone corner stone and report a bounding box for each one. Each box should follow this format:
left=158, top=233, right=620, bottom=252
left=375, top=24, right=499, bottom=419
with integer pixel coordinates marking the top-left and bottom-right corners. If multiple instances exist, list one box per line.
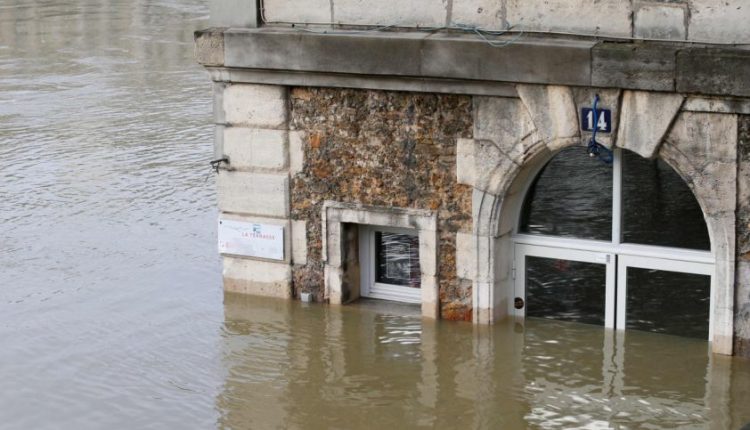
left=455, top=232, right=475, bottom=280
left=223, top=127, right=288, bottom=170
left=517, top=85, right=580, bottom=152
left=223, top=256, right=292, bottom=299
left=456, top=138, right=475, bottom=186
left=291, top=220, right=307, bottom=265
left=223, top=84, right=288, bottom=128
left=289, top=130, right=305, bottom=175
left=217, top=171, right=290, bottom=217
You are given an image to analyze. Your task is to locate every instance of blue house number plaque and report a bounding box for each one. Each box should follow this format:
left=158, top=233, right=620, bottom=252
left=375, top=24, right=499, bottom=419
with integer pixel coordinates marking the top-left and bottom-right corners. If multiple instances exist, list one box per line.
left=581, top=108, right=612, bottom=133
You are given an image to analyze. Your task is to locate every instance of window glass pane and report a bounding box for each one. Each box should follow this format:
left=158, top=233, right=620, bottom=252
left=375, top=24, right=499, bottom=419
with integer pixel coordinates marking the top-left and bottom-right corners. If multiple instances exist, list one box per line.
left=520, top=147, right=612, bottom=241
left=525, top=256, right=606, bottom=326
left=622, top=150, right=710, bottom=250
left=375, top=232, right=421, bottom=288
left=626, top=267, right=710, bottom=339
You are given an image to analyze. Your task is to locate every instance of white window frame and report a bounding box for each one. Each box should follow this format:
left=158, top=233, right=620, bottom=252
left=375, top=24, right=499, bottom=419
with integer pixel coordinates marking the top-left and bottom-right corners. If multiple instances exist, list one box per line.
left=512, top=148, right=716, bottom=339
left=359, top=225, right=422, bottom=304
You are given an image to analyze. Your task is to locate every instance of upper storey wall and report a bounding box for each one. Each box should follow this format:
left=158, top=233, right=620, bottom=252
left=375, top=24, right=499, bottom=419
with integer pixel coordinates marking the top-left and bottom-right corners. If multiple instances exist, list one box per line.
left=257, top=0, right=750, bottom=44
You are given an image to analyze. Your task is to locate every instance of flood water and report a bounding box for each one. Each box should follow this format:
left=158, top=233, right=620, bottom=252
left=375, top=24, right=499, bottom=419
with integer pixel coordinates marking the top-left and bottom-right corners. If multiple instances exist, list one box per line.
left=1, top=1, right=749, bottom=429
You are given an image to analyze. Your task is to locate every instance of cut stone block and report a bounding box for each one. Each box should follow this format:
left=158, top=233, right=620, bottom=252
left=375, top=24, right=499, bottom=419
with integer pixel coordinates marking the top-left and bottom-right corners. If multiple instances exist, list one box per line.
left=223, top=84, right=288, bottom=128
left=517, top=85, right=580, bottom=152
left=263, top=0, right=331, bottom=24
left=291, top=220, right=307, bottom=265
left=592, top=42, right=678, bottom=92
left=451, top=0, right=504, bottom=30
left=194, top=28, right=224, bottom=66
left=617, top=91, right=684, bottom=158
left=505, top=0, right=632, bottom=38
left=689, top=0, right=750, bottom=44
left=334, top=0, right=447, bottom=27
left=635, top=4, right=686, bottom=41
left=217, top=171, right=290, bottom=217
left=223, top=256, right=292, bottom=299
left=421, top=275, right=440, bottom=319
left=455, top=232, right=475, bottom=280
left=456, top=138, right=475, bottom=186
left=325, top=265, right=344, bottom=304
left=223, top=127, right=288, bottom=170
left=289, top=130, right=305, bottom=175
left=474, top=96, right=542, bottom=164
left=735, top=261, right=750, bottom=356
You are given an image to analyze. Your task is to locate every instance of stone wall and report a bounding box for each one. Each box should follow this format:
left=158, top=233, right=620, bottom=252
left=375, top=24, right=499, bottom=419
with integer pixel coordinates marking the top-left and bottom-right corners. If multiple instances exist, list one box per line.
left=288, top=88, right=474, bottom=320
left=260, top=0, right=750, bottom=44
left=736, top=115, right=750, bottom=356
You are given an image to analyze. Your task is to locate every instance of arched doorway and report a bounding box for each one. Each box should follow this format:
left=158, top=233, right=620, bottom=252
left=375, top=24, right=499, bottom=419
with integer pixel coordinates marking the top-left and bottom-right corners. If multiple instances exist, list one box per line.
left=511, top=147, right=714, bottom=339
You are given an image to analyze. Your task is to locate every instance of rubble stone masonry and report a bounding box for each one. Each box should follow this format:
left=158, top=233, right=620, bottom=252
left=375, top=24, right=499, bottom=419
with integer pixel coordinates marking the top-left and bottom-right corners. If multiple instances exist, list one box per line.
left=288, top=88, right=475, bottom=320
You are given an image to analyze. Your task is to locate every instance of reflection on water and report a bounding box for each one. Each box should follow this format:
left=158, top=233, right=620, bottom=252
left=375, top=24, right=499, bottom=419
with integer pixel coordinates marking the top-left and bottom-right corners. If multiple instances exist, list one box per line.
left=220, top=296, right=750, bottom=429
left=2, top=1, right=750, bottom=429
left=0, top=1, right=222, bottom=428
left=521, top=146, right=613, bottom=241
left=526, top=256, right=607, bottom=326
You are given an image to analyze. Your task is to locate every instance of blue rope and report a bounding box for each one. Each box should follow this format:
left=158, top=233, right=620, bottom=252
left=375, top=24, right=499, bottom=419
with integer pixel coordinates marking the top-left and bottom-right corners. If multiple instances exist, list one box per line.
left=587, top=94, right=613, bottom=164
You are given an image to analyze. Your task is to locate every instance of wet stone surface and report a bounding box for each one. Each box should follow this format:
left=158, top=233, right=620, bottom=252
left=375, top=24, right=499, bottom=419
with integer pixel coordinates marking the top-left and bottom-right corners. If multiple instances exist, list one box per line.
left=736, top=115, right=750, bottom=357
left=738, top=115, right=750, bottom=261
left=289, top=88, right=474, bottom=319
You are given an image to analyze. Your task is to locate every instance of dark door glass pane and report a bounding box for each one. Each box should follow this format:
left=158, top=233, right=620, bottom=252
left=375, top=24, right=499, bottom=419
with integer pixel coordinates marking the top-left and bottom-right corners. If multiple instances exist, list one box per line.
left=622, top=150, right=710, bottom=250
left=520, top=147, right=613, bottom=241
left=525, top=256, right=606, bottom=326
left=375, top=232, right=421, bottom=288
left=626, top=267, right=710, bottom=339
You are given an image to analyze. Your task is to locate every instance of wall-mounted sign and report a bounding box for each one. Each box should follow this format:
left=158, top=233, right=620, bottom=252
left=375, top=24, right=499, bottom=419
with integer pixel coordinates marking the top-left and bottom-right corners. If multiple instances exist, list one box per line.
left=218, top=219, right=285, bottom=261
left=581, top=108, right=612, bottom=133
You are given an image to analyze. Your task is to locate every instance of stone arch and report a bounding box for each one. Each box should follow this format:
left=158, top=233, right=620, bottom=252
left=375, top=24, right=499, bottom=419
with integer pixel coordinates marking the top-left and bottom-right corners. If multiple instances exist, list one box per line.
left=466, top=86, right=737, bottom=354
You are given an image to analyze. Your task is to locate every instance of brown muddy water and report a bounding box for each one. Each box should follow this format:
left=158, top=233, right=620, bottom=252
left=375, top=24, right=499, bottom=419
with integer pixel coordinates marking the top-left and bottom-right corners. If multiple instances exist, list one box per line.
left=0, top=1, right=749, bottom=429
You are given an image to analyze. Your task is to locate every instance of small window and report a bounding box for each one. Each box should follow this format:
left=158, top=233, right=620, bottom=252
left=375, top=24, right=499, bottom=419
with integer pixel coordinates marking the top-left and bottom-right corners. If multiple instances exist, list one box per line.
left=360, top=226, right=421, bottom=304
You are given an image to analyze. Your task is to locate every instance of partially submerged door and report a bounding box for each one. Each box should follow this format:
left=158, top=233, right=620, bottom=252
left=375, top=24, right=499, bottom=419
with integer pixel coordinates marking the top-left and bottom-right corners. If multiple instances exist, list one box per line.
left=514, top=244, right=616, bottom=328
left=512, top=147, right=714, bottom=340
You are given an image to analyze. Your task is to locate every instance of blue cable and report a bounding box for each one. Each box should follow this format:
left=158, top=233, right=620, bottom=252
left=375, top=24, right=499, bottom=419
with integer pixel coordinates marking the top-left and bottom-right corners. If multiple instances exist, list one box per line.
left=587, top=94, right=613, bottom=164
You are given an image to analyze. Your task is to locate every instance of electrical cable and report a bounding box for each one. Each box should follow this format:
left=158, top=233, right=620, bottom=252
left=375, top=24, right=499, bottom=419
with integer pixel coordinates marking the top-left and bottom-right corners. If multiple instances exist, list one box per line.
left=257, top=0, right=750, bottom=47
left=586, top=95, right=613, bottom=164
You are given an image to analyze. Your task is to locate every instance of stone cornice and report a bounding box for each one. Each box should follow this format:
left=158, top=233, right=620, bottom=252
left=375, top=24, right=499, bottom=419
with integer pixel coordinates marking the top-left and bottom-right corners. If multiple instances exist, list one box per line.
left=196, top=26, right=750, bottom=98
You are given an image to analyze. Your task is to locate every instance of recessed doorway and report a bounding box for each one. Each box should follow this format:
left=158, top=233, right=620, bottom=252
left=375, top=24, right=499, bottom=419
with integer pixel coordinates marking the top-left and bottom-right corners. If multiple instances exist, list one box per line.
left=512, top=147, right=714, bottom=340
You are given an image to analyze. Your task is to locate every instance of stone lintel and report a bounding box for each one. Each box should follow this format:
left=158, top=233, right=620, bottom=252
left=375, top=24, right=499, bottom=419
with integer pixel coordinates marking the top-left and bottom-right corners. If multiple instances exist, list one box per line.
left=591, top=42, right=679, bottom=92
left=676, top=48, right=750, bottom=98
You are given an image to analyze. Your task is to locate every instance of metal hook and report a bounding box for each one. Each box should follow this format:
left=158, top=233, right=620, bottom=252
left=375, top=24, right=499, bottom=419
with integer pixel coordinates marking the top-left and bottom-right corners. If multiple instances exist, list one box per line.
left=210, top=157, right=229, bottom=174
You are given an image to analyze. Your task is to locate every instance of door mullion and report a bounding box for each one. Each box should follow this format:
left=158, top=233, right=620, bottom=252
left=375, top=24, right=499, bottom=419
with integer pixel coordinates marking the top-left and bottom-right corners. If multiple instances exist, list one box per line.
left=612, top=148, right=622, bottom=246
left=616, top=256, right=627, bottom=331
left=605, top=253, right=617, bottom=329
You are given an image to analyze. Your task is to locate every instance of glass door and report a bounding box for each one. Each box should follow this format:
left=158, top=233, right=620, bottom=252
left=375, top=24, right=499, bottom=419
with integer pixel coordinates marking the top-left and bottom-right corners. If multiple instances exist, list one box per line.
left=616, top=254, right=714, bottom=339
left=513, top=146, right=715, bottom=340
left=514, top=244, right=616, bottom=328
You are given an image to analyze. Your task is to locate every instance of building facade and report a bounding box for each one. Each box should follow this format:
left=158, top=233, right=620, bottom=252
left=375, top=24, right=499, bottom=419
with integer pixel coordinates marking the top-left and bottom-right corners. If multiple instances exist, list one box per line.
left=196, top=0, right=750, bottom=356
